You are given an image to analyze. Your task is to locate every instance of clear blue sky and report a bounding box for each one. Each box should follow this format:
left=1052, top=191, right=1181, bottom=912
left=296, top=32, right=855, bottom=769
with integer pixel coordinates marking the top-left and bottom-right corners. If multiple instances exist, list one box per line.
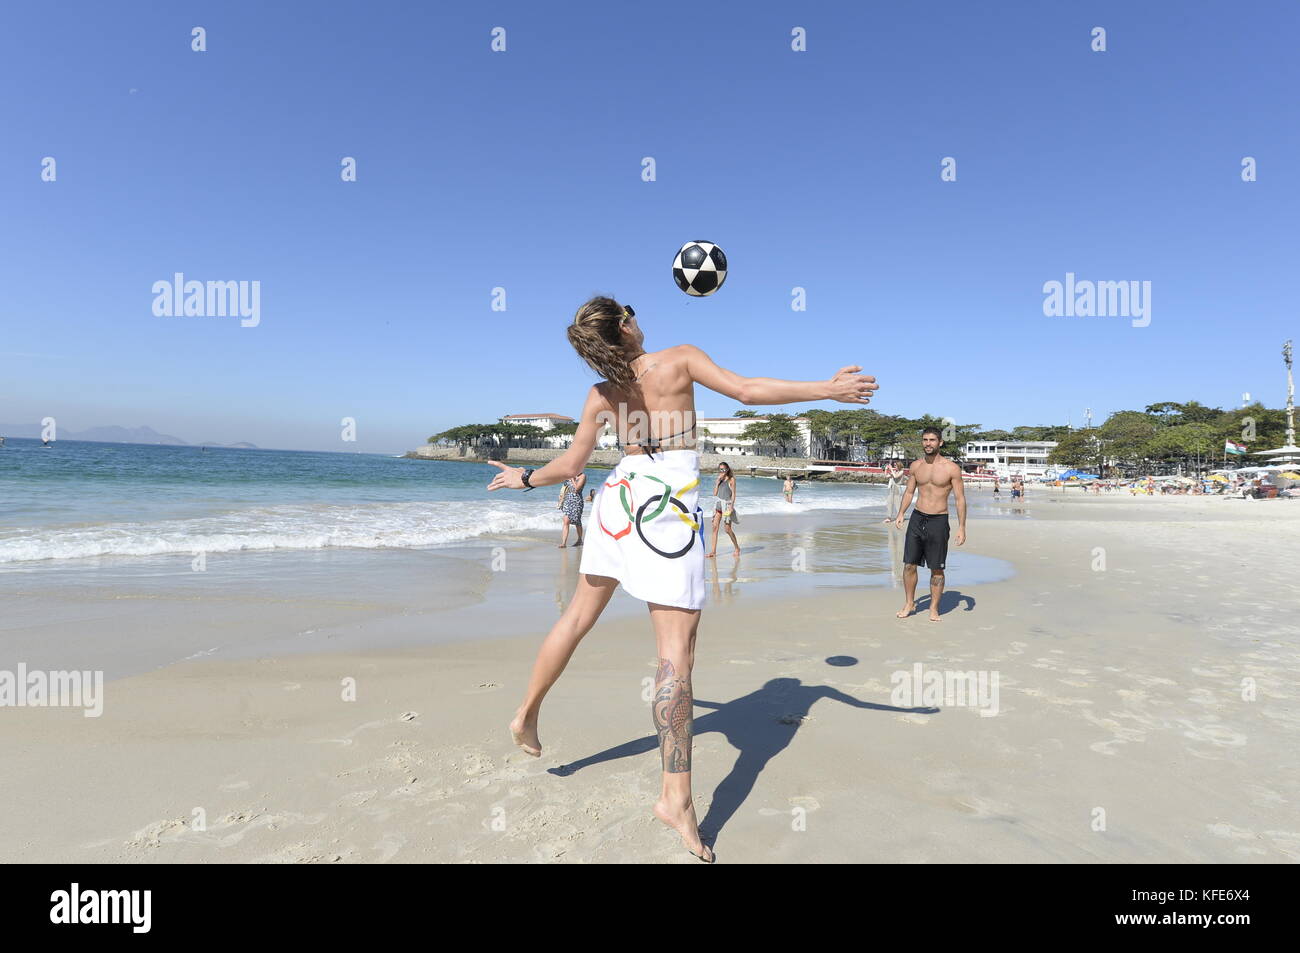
left=2, top=1, right=1296, bottom=452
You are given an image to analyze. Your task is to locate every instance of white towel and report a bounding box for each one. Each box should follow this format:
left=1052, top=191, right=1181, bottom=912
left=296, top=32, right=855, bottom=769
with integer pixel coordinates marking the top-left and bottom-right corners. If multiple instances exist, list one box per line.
left=579, top=450, right=705, bottom=610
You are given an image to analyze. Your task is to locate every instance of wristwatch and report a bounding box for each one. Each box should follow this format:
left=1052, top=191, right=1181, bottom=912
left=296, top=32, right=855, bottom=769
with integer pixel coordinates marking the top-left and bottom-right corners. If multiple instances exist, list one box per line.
left=521, top=468, right=535, bottom=491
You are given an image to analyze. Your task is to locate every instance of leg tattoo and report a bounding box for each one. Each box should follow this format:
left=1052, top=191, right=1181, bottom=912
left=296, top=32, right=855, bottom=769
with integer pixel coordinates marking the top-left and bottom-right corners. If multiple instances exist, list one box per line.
left=653, top=658, right=693, bottom=773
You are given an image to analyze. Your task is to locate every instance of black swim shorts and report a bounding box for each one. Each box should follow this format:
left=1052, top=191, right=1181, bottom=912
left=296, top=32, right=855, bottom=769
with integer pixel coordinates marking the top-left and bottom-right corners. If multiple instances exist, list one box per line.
left=903, top=509, right=950, bottom=570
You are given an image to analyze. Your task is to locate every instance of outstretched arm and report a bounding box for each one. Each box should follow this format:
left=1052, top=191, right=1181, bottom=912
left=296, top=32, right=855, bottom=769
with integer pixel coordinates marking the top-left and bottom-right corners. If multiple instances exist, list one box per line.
left=487, top=386, right=606, bottom=490
left=682, top=345, right=877, bottom=405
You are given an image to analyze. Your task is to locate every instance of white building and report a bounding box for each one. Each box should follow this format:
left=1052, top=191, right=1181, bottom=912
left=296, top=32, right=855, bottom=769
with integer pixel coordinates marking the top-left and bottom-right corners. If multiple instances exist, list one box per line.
left=500, top=413, right=575, bottom=449
left=963, top=440, right=1059, bottom=479
left=697, top=416, right=812, bottom=457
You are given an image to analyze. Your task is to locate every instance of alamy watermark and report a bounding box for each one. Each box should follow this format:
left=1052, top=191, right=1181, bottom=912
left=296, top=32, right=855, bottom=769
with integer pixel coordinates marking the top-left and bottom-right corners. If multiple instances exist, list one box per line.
left=152, top=273, right=260, bottom=327
left=1043, top=272, right=1150, bottom=327
left=50, top=883, right=151, bottom=933
left=1, top=664, right=103, bottom=717
left=890, top=663, right=999, bottom=716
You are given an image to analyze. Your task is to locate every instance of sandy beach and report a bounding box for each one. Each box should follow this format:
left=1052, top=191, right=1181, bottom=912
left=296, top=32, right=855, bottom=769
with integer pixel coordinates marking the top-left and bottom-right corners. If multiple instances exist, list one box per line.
left=3, top=493, right=1298, bottom=864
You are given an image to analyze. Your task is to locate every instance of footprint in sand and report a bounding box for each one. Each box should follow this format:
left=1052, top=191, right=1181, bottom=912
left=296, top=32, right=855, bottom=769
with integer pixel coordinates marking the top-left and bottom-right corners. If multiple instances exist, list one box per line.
left=1207, top=822, right=1257, bottom=841
left=1179, top=720, right=1247, bottom=748
left=372, top=833, right=405, bottom=862
left=954, top=795, right=1015, bottom=819
left=125, top=818, right=190, bottom=850
left=337, top=789, right=378, bottom=808
left=310, top=717, right=392, bottom=746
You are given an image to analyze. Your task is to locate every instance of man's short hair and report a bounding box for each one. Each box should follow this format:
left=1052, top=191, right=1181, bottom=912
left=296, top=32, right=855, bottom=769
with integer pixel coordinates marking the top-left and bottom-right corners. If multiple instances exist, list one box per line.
left=921, top=426, right=943, bottom=440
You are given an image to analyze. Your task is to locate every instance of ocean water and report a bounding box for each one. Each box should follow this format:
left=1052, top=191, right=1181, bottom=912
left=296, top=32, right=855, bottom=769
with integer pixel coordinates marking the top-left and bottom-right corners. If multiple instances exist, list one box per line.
left=0, top=439, right=889, bottom=567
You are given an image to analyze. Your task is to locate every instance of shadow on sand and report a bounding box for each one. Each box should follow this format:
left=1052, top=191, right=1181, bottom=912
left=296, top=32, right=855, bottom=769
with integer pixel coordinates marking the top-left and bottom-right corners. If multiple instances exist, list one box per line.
left=550, top=677, right=940, bottom=851
left=910, top=588, right=976, bottom=617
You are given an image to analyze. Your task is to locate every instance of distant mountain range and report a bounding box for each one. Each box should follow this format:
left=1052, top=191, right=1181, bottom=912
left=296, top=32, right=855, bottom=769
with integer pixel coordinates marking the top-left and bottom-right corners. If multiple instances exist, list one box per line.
left=0, top=423, right=258, bottom=449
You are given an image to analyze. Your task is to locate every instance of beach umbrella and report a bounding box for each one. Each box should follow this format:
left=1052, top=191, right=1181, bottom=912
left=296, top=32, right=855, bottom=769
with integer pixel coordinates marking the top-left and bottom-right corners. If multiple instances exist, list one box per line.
left=1255, top=445, right=1300, bottom=465
left=1209, top=474, right=1229, bottom=483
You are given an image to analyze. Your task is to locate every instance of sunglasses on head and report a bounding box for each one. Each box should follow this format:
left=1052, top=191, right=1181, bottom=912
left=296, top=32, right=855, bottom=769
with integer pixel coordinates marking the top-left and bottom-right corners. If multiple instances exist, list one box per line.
left=621, top=305, right=635, bottom=319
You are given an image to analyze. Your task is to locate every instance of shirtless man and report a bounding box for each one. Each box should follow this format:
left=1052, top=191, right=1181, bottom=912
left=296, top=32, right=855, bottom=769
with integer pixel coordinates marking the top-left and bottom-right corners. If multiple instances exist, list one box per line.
left=893, top=426, right=967, bottom=621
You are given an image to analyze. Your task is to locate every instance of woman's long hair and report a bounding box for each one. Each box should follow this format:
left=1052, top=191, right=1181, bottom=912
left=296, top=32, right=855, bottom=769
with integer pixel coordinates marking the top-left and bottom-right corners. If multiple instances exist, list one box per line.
left=568, top=296, right=638, bottom=393
left=716, top=462, right=733, bottom=484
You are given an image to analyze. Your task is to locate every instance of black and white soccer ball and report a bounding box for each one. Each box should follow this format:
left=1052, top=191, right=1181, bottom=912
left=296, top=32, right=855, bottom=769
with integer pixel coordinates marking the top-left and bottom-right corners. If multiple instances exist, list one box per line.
left=672, top=240, right=728, bottom=297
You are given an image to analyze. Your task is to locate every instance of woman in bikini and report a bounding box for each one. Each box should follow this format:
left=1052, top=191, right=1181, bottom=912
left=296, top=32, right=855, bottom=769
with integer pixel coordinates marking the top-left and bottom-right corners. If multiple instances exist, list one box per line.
left=708, top=462, right=741, bottom=558
left=486, top=295, right=877, bottom=863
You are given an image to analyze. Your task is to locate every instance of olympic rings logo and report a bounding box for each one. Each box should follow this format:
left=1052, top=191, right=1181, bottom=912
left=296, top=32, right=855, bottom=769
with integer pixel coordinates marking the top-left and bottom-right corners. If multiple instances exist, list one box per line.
left=636, top=493, right=695, bottom=559
left=597, top=477, right=634, bottom=540
left=598, top=474, right=701, bottom=559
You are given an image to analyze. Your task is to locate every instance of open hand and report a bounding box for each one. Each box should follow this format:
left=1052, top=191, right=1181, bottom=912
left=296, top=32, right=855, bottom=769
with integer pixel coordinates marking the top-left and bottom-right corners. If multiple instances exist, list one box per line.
left=486, top=460, right=526, bottom=491
left=828, top=366, right=878, bottom=404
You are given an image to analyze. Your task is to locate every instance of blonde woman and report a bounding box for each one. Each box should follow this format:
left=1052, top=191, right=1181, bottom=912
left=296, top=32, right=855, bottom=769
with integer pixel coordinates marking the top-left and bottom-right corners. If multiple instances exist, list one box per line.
left=487, top=296, right=877, bottom=862
left=708, top=462, right=741, bottom=558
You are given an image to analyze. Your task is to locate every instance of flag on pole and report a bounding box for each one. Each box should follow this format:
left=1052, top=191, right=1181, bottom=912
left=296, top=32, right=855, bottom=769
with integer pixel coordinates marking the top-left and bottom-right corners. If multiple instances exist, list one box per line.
left=1225, top=440, right=1247, bottom=455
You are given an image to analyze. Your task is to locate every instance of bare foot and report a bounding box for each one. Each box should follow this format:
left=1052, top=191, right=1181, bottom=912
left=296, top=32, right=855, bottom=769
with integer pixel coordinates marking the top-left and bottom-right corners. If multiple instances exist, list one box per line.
left=705, top=552, right=716, bottom=558
left=930, top=610, right=942, bottom=622
left=573, top=541, right=583, bottom=547
left=509, top=712, right=541, bottom=757
left=556, top=543, right=565, bottom=549
left=896, top=603, right=915, bottom=619
left=732, top=548, right=741, bottom=557
left=653, top=797, right=714, bottom=863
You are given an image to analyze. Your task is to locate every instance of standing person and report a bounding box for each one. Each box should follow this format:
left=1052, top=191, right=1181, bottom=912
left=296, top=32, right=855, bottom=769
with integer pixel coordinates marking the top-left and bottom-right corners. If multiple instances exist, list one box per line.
left=782, top=474, right=794, bottom=503
left=893, top=427, right=967, bottom=622
left=708, top=462, right=742, bottom=558
left=557, top=471, right=587, bottom=547
left=882, top=460, right=904, bottom=523
left=1011, top=476, right=1022, bottom=502
left=486, top=296, right=877, bottom=862
left=992, top=477, right=1000, bottom=501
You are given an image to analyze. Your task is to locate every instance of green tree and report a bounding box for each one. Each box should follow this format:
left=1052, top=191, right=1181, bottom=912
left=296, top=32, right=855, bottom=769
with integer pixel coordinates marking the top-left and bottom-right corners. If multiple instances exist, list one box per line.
left=1010, top=425, right=1071, bottom=442
left=1048, top=429, right=1104, bottom=473
left=741, top=414, right=801, bottom=456
left=896, top=416, right=980, bottom=462
left=1143, top=422, right=1217, bottom=470
left=802, top=409, right=836, bottom=457
left=1098, top=411, right=1158, bottom=468
left=1211, top=403, right=1288, bottom=453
